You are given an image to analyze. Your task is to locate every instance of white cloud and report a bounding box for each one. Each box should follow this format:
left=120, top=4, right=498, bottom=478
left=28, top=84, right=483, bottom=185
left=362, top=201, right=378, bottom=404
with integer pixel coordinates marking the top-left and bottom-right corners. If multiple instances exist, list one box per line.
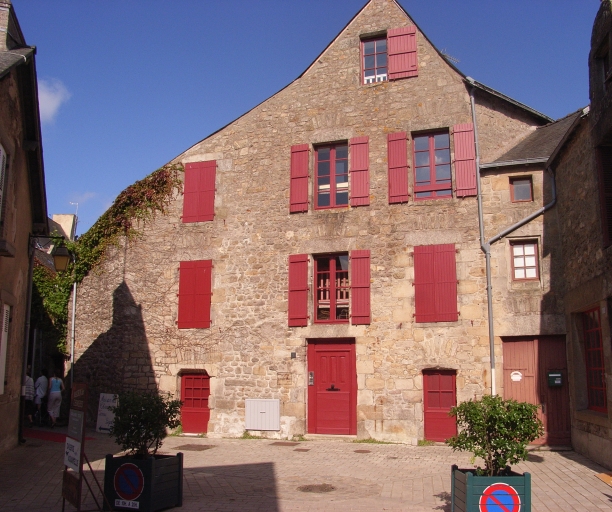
left=72, top=192, right=97, bottom=205
left=38, top=78, right=71, bottom=124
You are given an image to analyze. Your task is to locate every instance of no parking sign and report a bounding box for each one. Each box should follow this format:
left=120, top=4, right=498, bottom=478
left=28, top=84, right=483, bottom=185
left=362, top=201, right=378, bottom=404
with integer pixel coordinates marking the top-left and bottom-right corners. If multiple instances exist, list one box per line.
left=114, top=463, right=144, bottom=508
left=479, top=482, right=521, bottom=512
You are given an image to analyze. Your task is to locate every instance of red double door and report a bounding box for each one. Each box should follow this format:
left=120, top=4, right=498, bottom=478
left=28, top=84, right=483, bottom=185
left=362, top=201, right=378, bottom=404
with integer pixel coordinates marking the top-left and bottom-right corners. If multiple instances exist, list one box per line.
left=180, top=373, right=210, bottom=434
left=308, top=340, right=357, bottom=435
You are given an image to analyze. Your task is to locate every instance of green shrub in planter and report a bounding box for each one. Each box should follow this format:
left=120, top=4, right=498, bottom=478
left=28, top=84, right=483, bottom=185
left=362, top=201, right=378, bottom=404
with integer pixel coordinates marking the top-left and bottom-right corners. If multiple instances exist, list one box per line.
left=447, top=395, right=544, bottom=512
left=104, top=392, right=184, bottom=512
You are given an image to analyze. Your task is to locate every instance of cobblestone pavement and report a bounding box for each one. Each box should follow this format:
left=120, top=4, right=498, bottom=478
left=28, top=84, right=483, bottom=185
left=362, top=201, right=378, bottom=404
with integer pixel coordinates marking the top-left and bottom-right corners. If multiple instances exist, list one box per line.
left=0, top=428, right=610, bottom=511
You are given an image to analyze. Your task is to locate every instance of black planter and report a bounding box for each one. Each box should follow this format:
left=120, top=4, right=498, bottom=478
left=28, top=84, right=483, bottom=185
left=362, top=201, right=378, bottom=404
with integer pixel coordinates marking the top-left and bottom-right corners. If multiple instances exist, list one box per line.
left=104, top=453, right=183, bottom=511
left=451, top=465, right=531, bottom=512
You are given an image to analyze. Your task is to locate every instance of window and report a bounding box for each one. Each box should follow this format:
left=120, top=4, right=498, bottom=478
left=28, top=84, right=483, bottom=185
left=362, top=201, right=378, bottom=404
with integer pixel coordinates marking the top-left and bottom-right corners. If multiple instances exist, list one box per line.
left=288, top=251, right=370, bottom=326
left=178, top=260, right=212, bottom=329
left=510, top=177, right=533, bottom=202
left=315, top=254, right=349, bottom=322
left=413, top=132, right=451, bottom=199
left=582, top=308, right=607, bottom=412
left=0, top=305, right=9, bottom=394
left=316, top=144, right=349, bottom=209
left=182, top=160, right=216, bottom=223
left=0, top=143, right=6, bottom=224
left=362, top=38, right=387, bottom=84
left=414, top=244, right=457, bottom=323
left=511, top=241, right=539, bottom=280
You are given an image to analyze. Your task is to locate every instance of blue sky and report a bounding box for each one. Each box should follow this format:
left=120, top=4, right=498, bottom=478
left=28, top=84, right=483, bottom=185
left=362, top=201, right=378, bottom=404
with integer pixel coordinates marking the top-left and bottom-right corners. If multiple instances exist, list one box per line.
left=16, top=0, right=598, bottom=234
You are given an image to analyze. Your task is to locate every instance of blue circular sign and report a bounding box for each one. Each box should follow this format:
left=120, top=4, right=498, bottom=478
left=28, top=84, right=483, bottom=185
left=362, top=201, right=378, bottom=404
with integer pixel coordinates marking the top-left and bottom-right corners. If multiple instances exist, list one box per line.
left=479, top=482, right=521, bottom=512
left=114, top=463, right=144, bottom=501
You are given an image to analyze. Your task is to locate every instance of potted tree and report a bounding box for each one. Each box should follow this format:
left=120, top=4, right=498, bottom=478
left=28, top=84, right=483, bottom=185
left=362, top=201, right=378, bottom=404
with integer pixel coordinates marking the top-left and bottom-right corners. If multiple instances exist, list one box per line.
left=447, top=394, right=544, bottom=512
left=104, top=391, right=183, bottom=511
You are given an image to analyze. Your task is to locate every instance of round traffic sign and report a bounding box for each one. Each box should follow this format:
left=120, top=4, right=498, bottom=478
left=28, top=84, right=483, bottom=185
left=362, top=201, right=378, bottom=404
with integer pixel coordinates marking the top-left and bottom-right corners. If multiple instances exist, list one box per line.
left=114, top=463, right=144, bottom=501
left=479, top=482, right=521, bottom=512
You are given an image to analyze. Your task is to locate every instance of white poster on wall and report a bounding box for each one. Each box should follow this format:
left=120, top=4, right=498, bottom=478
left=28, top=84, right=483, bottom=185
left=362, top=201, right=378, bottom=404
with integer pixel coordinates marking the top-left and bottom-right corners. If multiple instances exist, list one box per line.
left=96, top=393, right=118, bottom=433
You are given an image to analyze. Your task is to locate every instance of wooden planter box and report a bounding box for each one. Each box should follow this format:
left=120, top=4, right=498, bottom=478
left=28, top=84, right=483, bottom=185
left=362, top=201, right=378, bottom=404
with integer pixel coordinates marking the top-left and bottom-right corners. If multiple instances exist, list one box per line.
left=451, top=464, right=531, bottom=512
left=104, top=453, right=183, bottom=511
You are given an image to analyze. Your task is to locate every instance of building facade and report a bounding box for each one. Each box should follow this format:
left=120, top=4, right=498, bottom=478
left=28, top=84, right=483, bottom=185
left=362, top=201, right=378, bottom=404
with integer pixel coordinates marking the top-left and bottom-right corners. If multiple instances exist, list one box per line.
left=72, top=0, right=572, bottom=444
left=0, top=0, right=48, bottom=452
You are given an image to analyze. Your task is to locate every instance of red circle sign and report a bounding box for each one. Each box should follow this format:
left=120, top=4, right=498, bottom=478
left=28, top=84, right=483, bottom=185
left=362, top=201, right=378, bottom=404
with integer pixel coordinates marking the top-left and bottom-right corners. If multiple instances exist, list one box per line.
left=479, top=482, right=521, bottom=512
left=114, top=463, right=144, bottom=501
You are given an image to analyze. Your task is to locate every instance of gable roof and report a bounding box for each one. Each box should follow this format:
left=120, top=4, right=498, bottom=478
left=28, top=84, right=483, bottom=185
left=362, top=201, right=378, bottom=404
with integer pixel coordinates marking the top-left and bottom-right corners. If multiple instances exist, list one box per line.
left=176, top=0, right=552, bottom=160
left=480, top=110, right=583, bottom=168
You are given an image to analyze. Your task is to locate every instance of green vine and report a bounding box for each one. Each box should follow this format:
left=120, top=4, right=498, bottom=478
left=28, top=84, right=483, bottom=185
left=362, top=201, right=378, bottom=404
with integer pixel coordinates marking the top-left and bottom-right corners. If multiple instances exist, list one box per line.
left=31, top=163, right=183, bottom=351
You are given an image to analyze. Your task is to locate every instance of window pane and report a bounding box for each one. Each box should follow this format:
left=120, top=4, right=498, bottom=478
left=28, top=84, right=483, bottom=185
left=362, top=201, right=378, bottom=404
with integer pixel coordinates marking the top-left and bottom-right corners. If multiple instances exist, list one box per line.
left=415, top=152, right=430, bottom=167
left=514, top=257, right=525, bottom=267
left=318, top=176, right=330, bottom=189
left=525, top=268, right=537, bottom=278
left=336, top=145, right=348, bottom=159
left=434, top=133, right=450, bottom=149
left=364, top=55, right=375, bottom=69
left=335, top=160, right=347, bottom=176
left=416, top=191, right=432, bottom=198
left=336, top=305, right=349, bottom=320
left=513, top=245, right=524, bottom=256
left=435, top=149, right=450, bottom=164
left=437, top=189, right=452, bottom=197
left=318, top=192, right=330, bottom=207
left=317, top=147, right=330, bottom=160
left=363, top=41, right=375, bottom=54
left=512, top=179, right=532, bottom=201
left=524, top=245, right=536, bottom=256
left=317, top=258, right=330, bottom=271
left=318, top=161, right=330, bottom=176
left=336, top=191, right=349, bottom=205
left=338, top=254, right=349, bottom=270
left=515, top=268, right=525, bottom=279
left=414, top=136, right=429, bottom=151
left=377, top=39, right=387, bottom=52
left=364, top=69, right=375, bottom=78
left=436, top=164, right=451, bottom=181
left=377, top=53, right=387, bottom=67
left=525, top=256, right=536, bottom=267
left=416, top=167, right=431, bottom=184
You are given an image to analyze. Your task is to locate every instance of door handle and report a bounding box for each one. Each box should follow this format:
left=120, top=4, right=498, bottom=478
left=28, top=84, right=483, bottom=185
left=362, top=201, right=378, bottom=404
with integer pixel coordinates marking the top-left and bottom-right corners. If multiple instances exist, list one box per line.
left=326, top=384, right=340, bottom=391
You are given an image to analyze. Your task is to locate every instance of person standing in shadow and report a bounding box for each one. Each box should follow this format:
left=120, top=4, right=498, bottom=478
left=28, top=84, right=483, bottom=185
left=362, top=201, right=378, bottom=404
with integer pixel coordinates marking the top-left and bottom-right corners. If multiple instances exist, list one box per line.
left=47, top=370, right=65, bottom=428
left=34, top=369, right=48, bottom=426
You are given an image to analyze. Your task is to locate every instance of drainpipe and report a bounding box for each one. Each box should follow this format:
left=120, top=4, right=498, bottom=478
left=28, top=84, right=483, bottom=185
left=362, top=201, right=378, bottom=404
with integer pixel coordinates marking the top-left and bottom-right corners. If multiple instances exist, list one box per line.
left=468, top=77, right=557, bottom=396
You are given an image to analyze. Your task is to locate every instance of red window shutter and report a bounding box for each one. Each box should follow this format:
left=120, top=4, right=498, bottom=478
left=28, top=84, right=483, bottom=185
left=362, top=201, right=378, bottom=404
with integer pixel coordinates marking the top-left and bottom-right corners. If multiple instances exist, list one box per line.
left=388, top=132, right=409, bottom=203
left=414, top=244, right=457, bottom=323
left=290, top=144, right=309, bottom=213
left=288, top=254, right=309, bottom=327
left=453, top=124, right=477, bottom=197
left=183, top=161, right=216, bottom=222
left=351, top=250, right=371, bottom=325
left=388, top=26, right=418, bottom=80
left=178, top=260, right=212, bottom=329
left=350, top=136, right=369, bottom=206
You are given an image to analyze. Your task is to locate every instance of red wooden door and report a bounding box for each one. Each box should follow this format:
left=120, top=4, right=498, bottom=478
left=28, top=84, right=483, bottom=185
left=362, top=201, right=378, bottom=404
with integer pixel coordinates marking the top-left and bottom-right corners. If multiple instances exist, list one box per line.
left=181, top=373, right=210, bottom=434
left=503, top=336, right=570, bottom=445
left=308, top=340, right=356, bottom=435
left=423, top=370, right=457, bottom=441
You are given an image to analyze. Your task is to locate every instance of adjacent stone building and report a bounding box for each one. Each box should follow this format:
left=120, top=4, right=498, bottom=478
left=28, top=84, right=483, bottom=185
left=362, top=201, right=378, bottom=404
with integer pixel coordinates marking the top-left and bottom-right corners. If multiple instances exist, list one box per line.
left=0, top=0, right=48, bottom=452
left=72, top=0, right=575, bottom=445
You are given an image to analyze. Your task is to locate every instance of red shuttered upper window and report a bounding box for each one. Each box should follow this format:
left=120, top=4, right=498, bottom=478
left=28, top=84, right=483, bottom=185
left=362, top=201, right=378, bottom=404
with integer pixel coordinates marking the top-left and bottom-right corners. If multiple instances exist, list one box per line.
left=388, top=132, right=409, bottom=204
left=315, top=144, right=348, bottom=209
left=414, top=244, right=458, bottom=323
left=183, top=161, right=216, bottom=223
left=453, top=123, right=477, bottom=197
left=290, top=144, right=310, bottom=213
left=582, top=308, right=608, bottom=412
left=178, top=260, right=212, bottom=329
left=315, top=254, right=350, bottom=323
left=362, top=27, right=417, bottom=85
left=413, top=132, right=452, bottom=200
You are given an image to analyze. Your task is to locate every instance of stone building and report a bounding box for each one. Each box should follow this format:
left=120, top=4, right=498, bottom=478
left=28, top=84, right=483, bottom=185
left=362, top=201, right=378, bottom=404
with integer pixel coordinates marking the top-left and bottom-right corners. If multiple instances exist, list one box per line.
left=550, top=0, right=612, bottom=470
left=72, top=0, right=574, bottom=444
left=0, top=0, right=48, bottom=452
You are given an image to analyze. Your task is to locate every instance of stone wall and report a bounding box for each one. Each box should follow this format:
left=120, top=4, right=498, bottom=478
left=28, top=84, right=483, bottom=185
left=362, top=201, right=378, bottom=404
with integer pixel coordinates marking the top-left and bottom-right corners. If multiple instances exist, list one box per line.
left=72, top=0, right=558, bottom=442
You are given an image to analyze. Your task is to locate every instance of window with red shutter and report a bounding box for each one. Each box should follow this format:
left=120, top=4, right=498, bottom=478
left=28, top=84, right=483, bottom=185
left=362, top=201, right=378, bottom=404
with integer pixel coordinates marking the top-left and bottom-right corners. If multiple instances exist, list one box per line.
left=350, top=250, right=371, bottom=325
left=413, top=131, right=452, bottom=200
left=315, top=143, right=349, bottom=209
left=388, top=26, right=418, bottom=80
left=414, top=245, right=458, bottom=323
left=314, top=254, right=350, bottom=323
left=178, top=260, right=212, bottom=329
left=388, top=132, right=409, bottom=204
left=183, top=161, right=216, bottom=223
left=453, top=123, right=477, bottom=197
left=288, top=254, right=309, bottom=327
left=350, top=137, right=369, bottom=207
left=290, top=144, right=309, bottom=213
left=362, top=37, right=388, bottom=84
left=582, top=308, right=608, bottom=412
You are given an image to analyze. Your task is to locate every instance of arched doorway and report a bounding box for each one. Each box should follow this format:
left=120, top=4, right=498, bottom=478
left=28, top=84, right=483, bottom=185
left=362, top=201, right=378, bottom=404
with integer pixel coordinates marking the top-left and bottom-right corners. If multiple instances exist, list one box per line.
left=180, top=372, right=210, bottom=434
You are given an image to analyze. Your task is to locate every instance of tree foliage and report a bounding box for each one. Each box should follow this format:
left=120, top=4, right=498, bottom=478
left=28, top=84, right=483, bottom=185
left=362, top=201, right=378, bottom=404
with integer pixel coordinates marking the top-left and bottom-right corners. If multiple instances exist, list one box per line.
left=109, top=392, right=182, bottom=457
left=447, top=394, right=544, bottom=476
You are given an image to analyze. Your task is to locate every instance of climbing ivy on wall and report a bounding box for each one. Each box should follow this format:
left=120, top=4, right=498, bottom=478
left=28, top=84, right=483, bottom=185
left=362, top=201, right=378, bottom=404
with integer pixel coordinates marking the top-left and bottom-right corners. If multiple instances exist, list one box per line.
left=31, top=163, right=183, bottom=351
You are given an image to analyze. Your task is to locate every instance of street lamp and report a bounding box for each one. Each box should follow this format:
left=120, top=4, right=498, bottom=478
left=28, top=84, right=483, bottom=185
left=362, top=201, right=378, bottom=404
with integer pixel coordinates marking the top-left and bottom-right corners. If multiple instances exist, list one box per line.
left=51, top=245, right=71, bottom=272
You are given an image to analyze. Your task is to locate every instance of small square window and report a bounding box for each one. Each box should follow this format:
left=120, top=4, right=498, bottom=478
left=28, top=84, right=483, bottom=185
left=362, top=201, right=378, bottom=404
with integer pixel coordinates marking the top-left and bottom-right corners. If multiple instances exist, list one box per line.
left=510, top=177, right=533, bottom=202
left=362, top=37, right=387, bottom=84
left=511, top=241, right=539, bottom=281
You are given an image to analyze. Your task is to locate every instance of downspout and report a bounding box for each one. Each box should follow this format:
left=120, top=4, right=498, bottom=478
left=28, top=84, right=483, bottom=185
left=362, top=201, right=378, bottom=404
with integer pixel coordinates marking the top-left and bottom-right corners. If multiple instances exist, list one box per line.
left=468, top=77, right=557, bottom=396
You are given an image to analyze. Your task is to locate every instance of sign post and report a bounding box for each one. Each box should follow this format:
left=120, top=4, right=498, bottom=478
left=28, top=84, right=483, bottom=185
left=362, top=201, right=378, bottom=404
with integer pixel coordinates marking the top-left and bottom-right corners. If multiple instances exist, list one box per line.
left=62, top=383, right=87, bottom=511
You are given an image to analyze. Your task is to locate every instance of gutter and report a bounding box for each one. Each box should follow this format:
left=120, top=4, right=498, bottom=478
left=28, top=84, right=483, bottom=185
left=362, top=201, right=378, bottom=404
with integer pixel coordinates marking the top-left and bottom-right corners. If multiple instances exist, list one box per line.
left=468, top=78, right=557, bottom=396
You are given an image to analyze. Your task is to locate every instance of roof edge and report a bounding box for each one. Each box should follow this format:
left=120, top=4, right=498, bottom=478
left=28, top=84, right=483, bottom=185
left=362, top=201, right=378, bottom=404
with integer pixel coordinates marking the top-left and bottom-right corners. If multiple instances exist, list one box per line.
left=547, top=106, right=590, bottom=167
left=480, top=157, right=549, bottom=169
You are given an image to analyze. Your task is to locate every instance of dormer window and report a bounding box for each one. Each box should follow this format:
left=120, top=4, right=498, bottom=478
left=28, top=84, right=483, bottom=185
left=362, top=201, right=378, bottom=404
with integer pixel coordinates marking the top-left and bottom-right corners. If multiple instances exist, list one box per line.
left=362, top=38, right=388, bottom=84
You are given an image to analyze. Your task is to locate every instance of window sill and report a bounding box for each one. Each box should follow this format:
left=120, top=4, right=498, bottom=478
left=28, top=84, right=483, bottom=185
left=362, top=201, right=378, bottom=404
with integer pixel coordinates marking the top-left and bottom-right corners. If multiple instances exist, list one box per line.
left=575, top=408, right=609, bottom=427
